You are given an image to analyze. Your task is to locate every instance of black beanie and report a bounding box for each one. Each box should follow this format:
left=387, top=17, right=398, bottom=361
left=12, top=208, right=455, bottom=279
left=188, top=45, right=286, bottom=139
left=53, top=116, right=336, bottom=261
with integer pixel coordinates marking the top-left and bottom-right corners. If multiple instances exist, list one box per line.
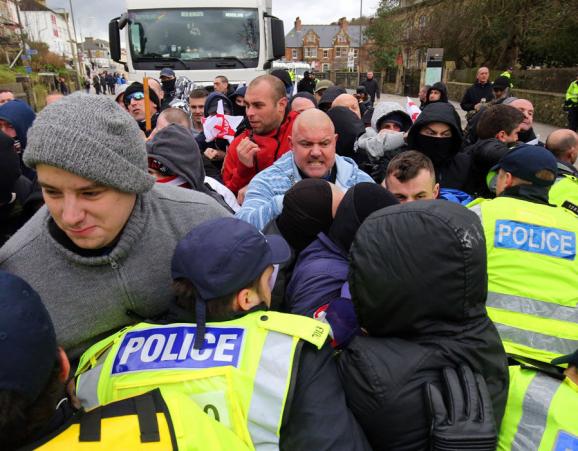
left=492, top=76, right=510, bottom=90
left=276, top=179, right=334, bottom=252
left=0, top=132, right=21, bottom=205
left=290, top=91, right=318, bottom=108
left=271, top=69, right=292, bottom=89
left=328, top=183, right=399, bottom=252
left=124, top=82, right=161, bottom=109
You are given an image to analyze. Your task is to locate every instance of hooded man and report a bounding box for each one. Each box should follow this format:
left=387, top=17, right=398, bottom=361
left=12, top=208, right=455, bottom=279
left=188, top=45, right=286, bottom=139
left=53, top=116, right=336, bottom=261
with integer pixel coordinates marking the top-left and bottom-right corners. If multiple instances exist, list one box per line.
left=425, top=82, right=449, bottom=106
left=327, top=106, right=366, bottom=159
left=318, top=86, right=347, bottom=112
left=337, top=200, right=508, bottom=449
left=406, top=102, right=472, bottom=191
left=0, top=99, right=36, bottom=179
left=147, top=123, right=237, bottom=213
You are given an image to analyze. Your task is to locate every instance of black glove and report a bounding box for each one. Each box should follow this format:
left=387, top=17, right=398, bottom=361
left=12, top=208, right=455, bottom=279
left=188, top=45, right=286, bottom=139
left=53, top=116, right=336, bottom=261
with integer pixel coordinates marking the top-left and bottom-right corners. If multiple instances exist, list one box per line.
left=425, top=365, right=497, bottom=451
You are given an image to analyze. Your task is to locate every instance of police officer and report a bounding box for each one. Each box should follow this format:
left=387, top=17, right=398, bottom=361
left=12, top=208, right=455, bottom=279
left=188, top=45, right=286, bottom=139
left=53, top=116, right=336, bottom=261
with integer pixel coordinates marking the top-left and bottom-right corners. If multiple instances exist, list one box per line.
left=0, top=271, right=246, bottom=450
left=498, top=349, right=578, bottom=450
left=564, top=73, right=578, bottom=131
left=546, top=128, right=578, bottom=216
left=469, top=144, right=578, bottom=366
left=75, top=217, right=371, bottom=451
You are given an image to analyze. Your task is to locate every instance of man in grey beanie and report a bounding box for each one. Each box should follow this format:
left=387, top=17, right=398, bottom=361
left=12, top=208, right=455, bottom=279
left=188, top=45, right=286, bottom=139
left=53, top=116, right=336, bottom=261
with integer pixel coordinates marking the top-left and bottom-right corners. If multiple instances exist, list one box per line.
left=0, top=93, right=230, bottom=359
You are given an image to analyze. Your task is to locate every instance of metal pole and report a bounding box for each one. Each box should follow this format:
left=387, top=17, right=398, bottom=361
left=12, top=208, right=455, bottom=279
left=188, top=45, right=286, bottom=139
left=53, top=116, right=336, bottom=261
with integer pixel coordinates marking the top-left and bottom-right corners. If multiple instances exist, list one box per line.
left=358, top=0, right=363, bottom=83
left=67, top=0, right=84, bottom=77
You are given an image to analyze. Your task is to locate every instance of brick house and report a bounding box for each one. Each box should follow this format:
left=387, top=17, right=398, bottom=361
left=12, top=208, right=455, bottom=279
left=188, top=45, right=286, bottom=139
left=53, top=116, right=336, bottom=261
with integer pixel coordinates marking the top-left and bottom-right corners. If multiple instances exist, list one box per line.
left=284, top=17, right=372, bottom=72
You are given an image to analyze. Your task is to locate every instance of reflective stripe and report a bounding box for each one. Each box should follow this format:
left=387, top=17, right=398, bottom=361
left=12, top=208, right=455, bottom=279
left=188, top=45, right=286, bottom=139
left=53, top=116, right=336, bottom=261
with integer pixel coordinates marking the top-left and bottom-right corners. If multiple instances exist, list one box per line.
left=247, top=331, right=294, bottom=450
left=487, top=292, right=578, bottom=325
left=511, top=373, right=560, bottom=451
left=76, top=363, right=104, bottom=411
left=494, top=323, right=578, bottom=356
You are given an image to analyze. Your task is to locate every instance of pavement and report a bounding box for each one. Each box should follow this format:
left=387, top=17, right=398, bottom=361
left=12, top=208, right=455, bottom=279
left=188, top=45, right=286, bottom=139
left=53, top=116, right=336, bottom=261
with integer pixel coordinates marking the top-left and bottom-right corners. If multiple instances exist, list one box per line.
left=375, top=93, right=560, bottom=141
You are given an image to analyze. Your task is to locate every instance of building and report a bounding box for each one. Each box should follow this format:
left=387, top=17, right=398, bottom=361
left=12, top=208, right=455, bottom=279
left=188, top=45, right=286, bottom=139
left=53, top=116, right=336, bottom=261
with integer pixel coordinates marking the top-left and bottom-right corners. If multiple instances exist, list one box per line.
left=0, top=0, right=21, bottom=63
left=82, top=37, right=112, bottom=70
left=19, top=0, right=77, bottom=61
left=284, top=17, right=372, bottom=72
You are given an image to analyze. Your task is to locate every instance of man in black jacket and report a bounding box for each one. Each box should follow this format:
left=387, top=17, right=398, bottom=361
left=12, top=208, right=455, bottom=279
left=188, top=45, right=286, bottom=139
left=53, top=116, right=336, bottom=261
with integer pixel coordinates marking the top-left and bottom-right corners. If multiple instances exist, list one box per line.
left=361, top=71, right=380, bottom=104
left=406, top=102, right=472, bottom=191
left=461, top=67, right=494, bottom=112
left=337, top=200, right=509, bottom=451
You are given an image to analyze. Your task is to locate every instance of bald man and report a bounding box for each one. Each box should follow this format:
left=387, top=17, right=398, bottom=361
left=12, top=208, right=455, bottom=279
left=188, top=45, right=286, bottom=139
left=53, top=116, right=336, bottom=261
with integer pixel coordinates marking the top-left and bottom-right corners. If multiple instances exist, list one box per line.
left=236, top=109, right=374, bottom=230
left=461, top=66, right=494, bottom=112
left=510, top=98, right=540, bottom=144
left=546, top=129, right=578, bottom=177
left=332, top=94, right=361, bottom=119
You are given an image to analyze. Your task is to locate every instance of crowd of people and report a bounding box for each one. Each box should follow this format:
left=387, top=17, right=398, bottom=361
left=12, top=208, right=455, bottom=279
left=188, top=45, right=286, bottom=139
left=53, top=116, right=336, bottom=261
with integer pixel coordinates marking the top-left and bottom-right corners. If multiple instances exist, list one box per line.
left=0, top=65, right=576, bottom=450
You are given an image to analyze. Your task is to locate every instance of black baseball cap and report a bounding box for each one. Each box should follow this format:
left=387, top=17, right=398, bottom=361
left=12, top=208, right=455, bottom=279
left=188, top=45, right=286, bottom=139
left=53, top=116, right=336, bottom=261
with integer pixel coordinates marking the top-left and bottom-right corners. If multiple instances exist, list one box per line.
left=491, top=144, right=557, bottom=187
left=0, top=271, right=57, bottom=405
left=171, top=218, right=291, bottom=348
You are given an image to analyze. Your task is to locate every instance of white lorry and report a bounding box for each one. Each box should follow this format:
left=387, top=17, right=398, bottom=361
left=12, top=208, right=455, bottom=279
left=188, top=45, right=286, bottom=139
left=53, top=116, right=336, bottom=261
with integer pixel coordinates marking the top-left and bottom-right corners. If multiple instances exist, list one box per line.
left=109, top=0, right=285, bottom=86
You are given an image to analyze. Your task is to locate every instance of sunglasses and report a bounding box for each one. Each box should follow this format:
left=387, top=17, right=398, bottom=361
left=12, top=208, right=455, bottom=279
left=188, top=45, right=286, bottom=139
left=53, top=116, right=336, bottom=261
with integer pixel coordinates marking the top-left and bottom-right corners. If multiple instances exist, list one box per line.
left=124, top=92, right=145, bottom=104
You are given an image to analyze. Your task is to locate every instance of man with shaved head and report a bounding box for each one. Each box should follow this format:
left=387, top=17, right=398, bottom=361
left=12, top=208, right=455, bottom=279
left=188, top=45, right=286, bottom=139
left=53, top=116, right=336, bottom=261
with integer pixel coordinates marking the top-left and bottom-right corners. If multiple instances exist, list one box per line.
left=546, top=129, right=578, bottom=214
left=332, top=93, right=361, bottom=119
left=236, top=109, right=374, bottom=229
left=509, top=98, right=540, bottom=144
left=223, top=75, right=298, bottom=198
left=461, top=66, right=495, bottom=112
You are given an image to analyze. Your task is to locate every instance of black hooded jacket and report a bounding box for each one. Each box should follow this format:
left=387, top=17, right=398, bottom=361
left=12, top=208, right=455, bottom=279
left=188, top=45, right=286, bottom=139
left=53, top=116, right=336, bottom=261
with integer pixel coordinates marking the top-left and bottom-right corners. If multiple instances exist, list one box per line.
left=146, top=124, right=233, bottom=212
left=425, top=82, right=449, bottom=105
left=464, top=138, right=510, bottom=198
left=327, top=106, right=366, bottom=159
left=337, top=200, right=509, bottom=451
left=407, top=103, right=472, bottom=191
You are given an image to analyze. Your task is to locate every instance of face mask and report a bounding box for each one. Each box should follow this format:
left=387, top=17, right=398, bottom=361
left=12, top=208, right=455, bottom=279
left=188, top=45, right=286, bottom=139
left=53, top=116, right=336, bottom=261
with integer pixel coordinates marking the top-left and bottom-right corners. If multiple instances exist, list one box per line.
left=162, top=78, right=176, bottom=92
left=415, top=135, right=455, bottom=165
left=268, top=264, right=280, bottom=292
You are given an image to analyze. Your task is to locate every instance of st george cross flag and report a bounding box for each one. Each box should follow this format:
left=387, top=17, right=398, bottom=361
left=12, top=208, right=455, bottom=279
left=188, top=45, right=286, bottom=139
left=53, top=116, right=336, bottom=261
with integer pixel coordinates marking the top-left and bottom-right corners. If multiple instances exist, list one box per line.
left=202, top=99, right=244, bottom=143
left=406, top=97, right=421, bottom=123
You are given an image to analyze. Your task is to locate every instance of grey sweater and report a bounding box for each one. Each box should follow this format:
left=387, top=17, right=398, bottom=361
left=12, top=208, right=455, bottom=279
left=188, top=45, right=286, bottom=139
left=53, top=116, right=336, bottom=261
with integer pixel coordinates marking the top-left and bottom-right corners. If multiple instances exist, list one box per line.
left=0, top=184, right=230, bottom=358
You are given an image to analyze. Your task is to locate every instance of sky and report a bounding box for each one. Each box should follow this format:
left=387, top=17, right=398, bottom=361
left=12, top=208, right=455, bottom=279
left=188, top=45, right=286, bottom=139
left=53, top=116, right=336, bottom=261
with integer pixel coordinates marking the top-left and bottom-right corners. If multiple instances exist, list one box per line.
left=46, top=0, right=381, bottom=42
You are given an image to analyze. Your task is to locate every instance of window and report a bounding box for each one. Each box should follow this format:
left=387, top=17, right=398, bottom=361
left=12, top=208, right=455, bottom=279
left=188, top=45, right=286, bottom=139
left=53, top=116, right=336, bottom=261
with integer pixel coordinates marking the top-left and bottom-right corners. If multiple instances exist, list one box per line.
left=305, top=47, right=317, bottom=58
left=323, top=49, right=328, bottom=59
left=335, top=47, right=348, bottom=57
left=292, top=49, right=298, bottom=59
left=353, top=48, right=359, bottom=58
left=322, top=63, right=330, bottom=71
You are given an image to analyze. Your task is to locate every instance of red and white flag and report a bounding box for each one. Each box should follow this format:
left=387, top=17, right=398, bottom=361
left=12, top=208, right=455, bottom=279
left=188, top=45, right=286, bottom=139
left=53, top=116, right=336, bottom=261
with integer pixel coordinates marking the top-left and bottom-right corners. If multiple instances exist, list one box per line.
left=202, top=99, right=244, bottom=144
left=406, top=97, right=421, bottom=123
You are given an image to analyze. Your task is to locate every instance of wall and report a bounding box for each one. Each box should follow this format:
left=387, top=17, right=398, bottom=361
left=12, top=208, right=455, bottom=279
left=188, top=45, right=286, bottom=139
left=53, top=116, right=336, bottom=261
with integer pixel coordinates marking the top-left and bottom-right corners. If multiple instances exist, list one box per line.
left=450, top=67, right=577, bottom=93
left=447, top=82, right=567, bottom=127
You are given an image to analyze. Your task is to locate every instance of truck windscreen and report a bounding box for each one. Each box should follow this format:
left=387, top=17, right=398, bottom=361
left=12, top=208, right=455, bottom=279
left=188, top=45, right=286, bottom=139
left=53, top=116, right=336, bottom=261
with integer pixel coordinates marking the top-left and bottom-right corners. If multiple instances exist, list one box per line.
left=128, top=9, right=259, bottom=69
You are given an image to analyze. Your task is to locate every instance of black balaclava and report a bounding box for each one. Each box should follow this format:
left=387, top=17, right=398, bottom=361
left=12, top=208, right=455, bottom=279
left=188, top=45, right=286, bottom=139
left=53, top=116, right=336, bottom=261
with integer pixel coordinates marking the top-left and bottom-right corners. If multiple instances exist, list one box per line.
left=414, top=134, right=455, bottom=166
left=328, top=183, right=399, bottom=252
left=0, top=132, right=20, bottom=205
left=276, top=179, right=334, bottom=252
left=162, top=78, right=176, bottom=93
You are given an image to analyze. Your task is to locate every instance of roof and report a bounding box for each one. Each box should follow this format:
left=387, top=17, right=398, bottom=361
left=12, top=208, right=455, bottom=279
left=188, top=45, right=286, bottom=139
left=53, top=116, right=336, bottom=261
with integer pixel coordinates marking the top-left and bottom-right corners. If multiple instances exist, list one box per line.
left=285, top=24, right=367, bottom=48
left=18, top=0, right=52, bottom=12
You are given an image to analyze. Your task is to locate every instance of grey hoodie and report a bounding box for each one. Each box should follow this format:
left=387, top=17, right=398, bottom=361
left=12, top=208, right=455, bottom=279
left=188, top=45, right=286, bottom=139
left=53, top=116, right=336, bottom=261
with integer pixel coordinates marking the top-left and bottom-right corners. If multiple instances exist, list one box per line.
left=147, top=124, right=233, bottom=212
left=357, top=102, right=409, bottom=158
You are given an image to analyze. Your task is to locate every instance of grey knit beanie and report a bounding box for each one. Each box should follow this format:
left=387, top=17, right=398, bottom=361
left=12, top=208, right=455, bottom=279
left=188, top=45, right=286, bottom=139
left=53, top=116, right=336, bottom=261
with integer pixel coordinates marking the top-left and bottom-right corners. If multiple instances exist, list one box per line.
left=24, top=93, right=155, bottom=193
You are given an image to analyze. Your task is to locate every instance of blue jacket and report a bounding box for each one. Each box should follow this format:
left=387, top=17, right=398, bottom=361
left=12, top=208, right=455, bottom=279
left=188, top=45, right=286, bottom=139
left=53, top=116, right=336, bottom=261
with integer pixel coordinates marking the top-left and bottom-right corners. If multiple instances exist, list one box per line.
left=236, top=151, right=374, bottom=230
left=286, top=233, right=348, bottom=316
